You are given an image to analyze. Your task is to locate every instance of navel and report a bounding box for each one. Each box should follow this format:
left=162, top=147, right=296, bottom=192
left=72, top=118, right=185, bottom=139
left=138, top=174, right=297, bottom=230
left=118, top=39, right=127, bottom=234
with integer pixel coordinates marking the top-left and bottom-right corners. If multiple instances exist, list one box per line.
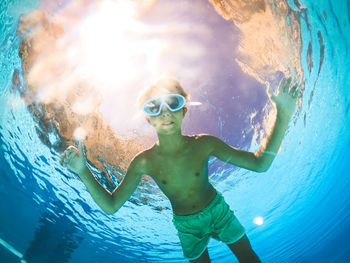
left=195, top=172, right=200, bottom=177
left=162, top=180, right=167, bottom=185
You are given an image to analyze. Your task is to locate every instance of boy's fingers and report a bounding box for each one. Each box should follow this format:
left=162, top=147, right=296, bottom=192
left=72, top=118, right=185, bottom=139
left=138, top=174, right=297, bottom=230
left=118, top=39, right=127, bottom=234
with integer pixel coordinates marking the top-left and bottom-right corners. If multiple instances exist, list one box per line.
left=267, top=85, right=275, bottom=100
left=290, top=84, right=298, bottom=97
left=60, top=157, right=67, bottom=167
left=78, top=140, right=85, bottom=158
left=60, top=152, right=67, bottom=166
left=283, top=78, right=292, bottom=92
left=279, top=78, right=286, bottom=92
left=60, top=146, right=76, bottom=166
left=280, top=78, right=287, bottom=90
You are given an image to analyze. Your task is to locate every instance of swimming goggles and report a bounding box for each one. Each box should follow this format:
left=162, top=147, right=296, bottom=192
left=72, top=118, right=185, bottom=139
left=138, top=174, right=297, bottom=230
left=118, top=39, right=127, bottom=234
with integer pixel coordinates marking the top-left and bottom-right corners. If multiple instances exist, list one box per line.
left=142, top=94, right=186, bottom=116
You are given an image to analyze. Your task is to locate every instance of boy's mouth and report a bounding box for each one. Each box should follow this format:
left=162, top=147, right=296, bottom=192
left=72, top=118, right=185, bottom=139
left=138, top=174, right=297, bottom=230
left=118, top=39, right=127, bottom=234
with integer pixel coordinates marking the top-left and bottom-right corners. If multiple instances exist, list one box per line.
left=162, top=121, right=174, bottom=126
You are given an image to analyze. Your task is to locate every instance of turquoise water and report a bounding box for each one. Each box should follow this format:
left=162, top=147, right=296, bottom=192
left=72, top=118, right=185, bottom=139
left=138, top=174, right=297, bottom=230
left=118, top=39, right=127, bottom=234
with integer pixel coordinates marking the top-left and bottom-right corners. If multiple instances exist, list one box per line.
left=0, top=0, right=349, bottom=262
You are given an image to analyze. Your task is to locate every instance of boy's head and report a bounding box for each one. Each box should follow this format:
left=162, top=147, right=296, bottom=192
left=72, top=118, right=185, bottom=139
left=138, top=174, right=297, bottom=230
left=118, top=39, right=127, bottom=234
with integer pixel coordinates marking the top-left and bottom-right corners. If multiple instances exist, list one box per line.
left=138, top=77, right=190, bottom=135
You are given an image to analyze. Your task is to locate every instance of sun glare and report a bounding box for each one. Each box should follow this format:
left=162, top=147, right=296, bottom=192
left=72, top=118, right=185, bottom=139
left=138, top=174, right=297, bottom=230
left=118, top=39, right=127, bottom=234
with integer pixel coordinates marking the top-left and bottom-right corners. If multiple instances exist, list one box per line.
left=78, top=0, right=164, bottom=88
left=73, top=127, right=87, bottom=141
left=253, top=216, right=264, bottom=225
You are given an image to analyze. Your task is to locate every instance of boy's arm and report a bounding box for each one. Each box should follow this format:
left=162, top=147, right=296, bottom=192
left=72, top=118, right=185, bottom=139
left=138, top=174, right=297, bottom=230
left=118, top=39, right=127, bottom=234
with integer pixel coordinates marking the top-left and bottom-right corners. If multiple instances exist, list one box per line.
left=60, top=141, right=143, bottom=215
left=207, top=77, right=299, bottom=173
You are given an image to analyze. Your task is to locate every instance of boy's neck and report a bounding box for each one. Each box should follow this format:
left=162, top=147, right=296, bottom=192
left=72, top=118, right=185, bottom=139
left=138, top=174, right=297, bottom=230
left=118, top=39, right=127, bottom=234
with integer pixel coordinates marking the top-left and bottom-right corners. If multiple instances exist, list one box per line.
left=156, top=130, right=187, bottom=154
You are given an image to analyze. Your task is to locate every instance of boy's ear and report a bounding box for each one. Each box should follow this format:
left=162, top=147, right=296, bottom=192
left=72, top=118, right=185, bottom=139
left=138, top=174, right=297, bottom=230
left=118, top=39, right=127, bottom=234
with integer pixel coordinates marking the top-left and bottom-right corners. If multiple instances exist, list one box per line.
left=183, top=107, right=188, bottom=116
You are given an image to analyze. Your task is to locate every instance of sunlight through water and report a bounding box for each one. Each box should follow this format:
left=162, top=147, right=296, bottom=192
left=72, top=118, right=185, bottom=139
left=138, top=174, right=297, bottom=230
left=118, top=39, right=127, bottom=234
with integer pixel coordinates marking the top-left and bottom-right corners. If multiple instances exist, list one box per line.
left=0, top=0, right=349, bottom=262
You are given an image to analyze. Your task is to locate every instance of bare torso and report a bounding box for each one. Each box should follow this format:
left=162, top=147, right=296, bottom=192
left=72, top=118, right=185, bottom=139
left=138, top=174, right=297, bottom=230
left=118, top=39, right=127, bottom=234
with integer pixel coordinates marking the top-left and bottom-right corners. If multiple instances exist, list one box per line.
left=142, top=135, right=217, bottom=216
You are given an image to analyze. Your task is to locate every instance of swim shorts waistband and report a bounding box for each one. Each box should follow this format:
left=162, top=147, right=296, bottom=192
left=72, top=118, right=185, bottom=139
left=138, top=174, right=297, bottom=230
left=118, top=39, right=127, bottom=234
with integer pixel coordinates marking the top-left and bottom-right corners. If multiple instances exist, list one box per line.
left=173, top=191, right=223, bottom=222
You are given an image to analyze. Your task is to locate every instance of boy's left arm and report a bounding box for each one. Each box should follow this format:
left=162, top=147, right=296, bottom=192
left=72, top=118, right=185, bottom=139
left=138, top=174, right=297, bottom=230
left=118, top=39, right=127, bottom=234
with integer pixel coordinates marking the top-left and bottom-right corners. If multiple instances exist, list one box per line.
left=208, top=77, right=299, bottom=173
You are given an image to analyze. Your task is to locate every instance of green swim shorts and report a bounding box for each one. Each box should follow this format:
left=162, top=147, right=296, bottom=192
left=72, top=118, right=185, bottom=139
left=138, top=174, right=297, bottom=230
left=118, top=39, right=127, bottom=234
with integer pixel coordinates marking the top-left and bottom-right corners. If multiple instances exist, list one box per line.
left=172, top=192, right=246, bottom=260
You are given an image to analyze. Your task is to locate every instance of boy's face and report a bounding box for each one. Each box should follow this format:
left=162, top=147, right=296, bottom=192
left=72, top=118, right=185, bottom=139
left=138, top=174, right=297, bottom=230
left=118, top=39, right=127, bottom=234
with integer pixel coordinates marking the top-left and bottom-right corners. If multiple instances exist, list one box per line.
left=144, top=88, right=187, bottom=135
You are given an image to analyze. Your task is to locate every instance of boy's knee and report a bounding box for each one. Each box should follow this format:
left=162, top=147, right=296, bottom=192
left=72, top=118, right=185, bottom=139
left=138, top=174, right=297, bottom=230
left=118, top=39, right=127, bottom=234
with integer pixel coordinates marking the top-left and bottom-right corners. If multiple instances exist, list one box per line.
left=189, top=248, right=211, bottom=263
left=228, top=235, right=261, bottom=263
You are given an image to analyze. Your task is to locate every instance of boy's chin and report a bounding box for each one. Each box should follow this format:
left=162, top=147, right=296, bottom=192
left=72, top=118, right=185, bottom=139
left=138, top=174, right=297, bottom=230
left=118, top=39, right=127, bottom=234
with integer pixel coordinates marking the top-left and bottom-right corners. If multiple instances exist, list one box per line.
left=156, top=126, right=179, bottom=135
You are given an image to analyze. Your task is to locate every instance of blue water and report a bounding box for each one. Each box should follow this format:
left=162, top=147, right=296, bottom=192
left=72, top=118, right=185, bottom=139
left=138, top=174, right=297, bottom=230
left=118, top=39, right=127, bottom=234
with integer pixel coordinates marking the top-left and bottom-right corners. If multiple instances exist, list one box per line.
left=1, top=0, right=350, bottom=262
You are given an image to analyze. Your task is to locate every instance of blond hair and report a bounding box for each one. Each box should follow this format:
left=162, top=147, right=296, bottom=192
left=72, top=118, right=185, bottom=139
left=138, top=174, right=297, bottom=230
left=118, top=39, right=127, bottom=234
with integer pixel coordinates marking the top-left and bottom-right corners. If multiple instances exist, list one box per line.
left=137, top=77, right=190, bottom=109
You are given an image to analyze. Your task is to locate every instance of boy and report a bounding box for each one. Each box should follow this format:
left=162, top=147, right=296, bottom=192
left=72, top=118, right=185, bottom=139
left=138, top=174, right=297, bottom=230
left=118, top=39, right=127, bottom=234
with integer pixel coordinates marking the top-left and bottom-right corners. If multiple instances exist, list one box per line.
left=60, top=77, right=299, bottom=262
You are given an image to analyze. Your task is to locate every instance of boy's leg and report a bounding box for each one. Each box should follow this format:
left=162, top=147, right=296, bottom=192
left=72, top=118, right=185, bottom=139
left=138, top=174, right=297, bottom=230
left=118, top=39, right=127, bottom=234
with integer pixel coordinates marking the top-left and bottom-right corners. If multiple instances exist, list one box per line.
left=227, top=234, right=261, bottom=263
left=189, top=248, right=211, bottom=263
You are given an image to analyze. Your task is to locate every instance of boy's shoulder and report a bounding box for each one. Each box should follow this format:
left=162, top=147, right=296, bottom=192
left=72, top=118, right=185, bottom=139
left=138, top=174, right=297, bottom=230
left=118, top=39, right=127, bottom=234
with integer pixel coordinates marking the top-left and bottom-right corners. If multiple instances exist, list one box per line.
left=130, top=144, right=160, bottom=167
left=132, top=147, right=153, bottom=163
left=126, top=148, right=153, bottom=175
left=185, top=134, right=220, bottom=153
left=190, top=133, right=214, bottom=140
left=188, top=134, right=227, bottom=155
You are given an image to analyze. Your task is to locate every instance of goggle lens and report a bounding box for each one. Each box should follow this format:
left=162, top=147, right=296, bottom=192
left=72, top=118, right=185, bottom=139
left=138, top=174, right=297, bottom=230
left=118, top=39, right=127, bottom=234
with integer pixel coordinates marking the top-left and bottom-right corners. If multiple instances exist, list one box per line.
left=144, top=99, right=162, bottom=114
left=165, top=96, right=181, bottom=109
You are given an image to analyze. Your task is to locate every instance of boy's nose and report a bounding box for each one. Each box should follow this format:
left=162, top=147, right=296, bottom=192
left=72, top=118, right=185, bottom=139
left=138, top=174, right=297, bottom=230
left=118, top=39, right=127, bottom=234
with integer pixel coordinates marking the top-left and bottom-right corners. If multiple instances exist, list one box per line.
left=160, top=105, right=171, bottom=116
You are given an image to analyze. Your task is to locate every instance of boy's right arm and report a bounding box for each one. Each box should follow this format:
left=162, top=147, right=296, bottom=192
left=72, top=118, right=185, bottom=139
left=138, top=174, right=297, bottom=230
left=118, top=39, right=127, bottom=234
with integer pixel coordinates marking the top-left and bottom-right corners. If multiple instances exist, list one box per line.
left=60, top=141, right=143, bottom=215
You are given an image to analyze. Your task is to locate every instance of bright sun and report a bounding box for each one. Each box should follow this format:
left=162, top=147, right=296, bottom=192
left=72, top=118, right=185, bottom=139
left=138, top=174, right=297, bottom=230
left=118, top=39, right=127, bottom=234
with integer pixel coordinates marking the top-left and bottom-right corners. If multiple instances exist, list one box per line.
left=77, top=0, right=164, bottom=88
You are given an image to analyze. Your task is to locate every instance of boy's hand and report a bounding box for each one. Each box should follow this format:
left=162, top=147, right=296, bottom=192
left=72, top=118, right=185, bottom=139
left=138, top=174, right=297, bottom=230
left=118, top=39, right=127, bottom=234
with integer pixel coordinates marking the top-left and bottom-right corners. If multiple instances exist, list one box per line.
left=60, top=141, right=87, bottom=175
left=267, top=77, right=299, bottom=118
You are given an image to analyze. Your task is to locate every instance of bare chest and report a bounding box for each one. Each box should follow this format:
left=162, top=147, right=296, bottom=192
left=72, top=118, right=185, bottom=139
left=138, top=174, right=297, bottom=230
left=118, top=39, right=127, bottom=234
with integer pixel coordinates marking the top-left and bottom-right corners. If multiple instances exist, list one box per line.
left=146, top=150, right=210, bottom=197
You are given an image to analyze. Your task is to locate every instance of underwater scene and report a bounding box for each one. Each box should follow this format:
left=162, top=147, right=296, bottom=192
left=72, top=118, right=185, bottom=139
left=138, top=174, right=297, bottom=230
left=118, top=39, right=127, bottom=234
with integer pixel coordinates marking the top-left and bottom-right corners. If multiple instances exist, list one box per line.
left=0, top=0, right=349, bottom=262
